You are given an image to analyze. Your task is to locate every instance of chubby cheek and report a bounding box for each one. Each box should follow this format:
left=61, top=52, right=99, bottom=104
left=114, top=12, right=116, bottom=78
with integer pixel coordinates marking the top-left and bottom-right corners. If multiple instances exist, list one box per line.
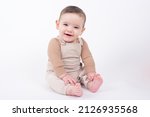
left=75, top=31, right=82, bottom=36
left=58, top=28, right=65, bottom=34
left=77, top=28, right=84, bottom=36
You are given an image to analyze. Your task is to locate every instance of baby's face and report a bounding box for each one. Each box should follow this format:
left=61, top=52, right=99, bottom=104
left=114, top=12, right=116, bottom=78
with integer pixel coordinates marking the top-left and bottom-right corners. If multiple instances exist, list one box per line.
left=56, top=13, right=85, bottom=43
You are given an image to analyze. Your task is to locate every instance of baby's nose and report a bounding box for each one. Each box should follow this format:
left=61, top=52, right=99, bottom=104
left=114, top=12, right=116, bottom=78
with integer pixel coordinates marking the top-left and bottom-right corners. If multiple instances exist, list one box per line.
left=67, top=26, right=73, bottom=32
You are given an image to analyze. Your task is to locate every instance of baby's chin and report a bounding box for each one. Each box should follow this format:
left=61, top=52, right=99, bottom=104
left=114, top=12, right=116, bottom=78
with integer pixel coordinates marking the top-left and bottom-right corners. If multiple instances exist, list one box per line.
left=63, top=38, right=76, bottom=43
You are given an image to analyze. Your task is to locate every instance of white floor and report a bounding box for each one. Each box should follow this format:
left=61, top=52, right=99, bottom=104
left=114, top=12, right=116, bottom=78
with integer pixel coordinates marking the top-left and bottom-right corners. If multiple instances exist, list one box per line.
left=0, top=51, right=150, bottom=100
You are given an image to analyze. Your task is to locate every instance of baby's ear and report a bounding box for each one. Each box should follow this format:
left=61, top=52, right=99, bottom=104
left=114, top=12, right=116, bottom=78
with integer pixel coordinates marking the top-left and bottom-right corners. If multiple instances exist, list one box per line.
left=56, top=20, right=59, bottom=30
left=80, top=27, right=85, bottom=35
left=82, top=27, right=85, bottom=32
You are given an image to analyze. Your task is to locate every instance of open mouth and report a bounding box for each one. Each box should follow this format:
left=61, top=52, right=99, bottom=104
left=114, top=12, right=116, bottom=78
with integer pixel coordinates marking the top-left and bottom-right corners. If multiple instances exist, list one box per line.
left=65, top=33, right=73, bottom=36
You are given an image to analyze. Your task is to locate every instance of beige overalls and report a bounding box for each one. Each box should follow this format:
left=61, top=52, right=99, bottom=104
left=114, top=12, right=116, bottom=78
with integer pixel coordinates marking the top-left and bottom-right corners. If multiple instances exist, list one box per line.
left=46, top=38, right=89, bottom=95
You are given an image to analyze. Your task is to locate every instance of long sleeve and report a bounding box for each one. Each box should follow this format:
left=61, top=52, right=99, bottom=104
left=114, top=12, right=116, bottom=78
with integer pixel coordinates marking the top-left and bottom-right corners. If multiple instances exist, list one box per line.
left=81, top=39, right=96, bottom=73
left=47, top=38, right=66, bottom=76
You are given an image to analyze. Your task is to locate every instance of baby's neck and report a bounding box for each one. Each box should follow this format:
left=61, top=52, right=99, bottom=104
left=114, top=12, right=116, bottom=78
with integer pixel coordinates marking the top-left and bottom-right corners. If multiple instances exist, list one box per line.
left=57, top=36, right=79, bottom=43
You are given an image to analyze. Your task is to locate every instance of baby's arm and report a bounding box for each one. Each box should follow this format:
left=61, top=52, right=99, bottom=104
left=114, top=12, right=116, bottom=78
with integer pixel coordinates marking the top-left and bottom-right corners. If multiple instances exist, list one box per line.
left=48, top=38, right=76, bottom=85
left=81, top=39, right=99, bottom=80
left=48, top=38, right=65, bottom=76
left=81, top=39, right=95, bottom=72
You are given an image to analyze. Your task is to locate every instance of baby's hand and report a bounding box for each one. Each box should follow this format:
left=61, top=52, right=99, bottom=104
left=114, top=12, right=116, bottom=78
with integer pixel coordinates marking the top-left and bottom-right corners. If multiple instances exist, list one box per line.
left=60, top=73, right=76, bottom=85
left=87, top=72, right=96, bottom=81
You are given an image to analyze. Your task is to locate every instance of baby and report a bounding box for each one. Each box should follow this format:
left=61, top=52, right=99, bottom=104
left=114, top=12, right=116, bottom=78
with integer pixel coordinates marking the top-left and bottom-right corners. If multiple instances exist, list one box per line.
left=46, top=6, right=103, bottom=97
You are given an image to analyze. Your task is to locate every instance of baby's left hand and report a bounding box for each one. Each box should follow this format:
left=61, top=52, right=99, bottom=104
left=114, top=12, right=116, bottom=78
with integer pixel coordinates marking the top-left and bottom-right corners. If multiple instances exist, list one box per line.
left=87, top=72, right=96, bottom=81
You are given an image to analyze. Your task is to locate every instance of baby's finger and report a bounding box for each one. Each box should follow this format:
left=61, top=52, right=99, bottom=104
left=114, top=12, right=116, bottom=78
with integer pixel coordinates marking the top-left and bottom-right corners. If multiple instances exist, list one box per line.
left=95, top=74, right=101, bottom=78
left=72, top=79, right=77, bottom=85
left=64, top=80, right=69, bottom=85
left=88, top=76, right=93, bottom=81
left=69, top=79, right=76, bottom=85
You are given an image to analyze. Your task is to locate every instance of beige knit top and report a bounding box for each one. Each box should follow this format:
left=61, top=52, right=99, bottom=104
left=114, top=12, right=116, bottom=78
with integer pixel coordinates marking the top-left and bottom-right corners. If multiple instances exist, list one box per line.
left=47, top=37, right=95, bottom=77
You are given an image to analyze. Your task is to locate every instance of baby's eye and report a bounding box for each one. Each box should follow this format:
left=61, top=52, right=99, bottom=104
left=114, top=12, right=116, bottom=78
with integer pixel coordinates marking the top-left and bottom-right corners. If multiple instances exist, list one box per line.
left=63, top=24, right=68, bottom=26
left=74, top=26, right=79, bottom=29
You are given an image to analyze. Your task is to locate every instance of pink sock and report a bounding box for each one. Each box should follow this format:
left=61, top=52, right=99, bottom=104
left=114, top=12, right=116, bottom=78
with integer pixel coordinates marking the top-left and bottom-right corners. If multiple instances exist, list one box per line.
left=88, top=74, right=103, bottom=93
left=66, top=83, right=83, bottom=97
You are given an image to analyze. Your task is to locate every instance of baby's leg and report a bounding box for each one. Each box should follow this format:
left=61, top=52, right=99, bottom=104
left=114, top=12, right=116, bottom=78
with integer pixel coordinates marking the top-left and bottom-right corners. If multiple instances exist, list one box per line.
left=46, top=72, right=82, bottom=96
left=64, top=71, right=82, bottom=97
left=46, top=72, right=69, bottom=95
left=87, top=74, right=103, bottom=93
left=66, top=83, right=83, bottom=97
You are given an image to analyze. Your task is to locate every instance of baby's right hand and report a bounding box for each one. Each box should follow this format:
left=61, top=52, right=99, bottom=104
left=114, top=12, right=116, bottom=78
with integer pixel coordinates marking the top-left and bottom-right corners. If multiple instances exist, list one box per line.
left=60, top=74, right=76, bottom=85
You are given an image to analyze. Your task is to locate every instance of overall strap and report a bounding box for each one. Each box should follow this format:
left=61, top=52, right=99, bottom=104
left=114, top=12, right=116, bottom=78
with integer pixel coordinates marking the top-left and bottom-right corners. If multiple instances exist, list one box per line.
left=78, top=37, right=83, bottom=46
left=56, top=36, right=66, bottom=45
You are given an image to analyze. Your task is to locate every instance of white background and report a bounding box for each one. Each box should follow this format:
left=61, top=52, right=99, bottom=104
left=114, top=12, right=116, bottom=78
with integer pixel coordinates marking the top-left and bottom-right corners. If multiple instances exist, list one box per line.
left=0, top=0, right=150, bottom=99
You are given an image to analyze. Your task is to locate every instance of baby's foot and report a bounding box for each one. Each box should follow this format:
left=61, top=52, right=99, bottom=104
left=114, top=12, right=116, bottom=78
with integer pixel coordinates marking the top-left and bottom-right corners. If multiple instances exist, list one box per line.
left=66, top=83, right=83, bottom=97
left=88, top=74, right=103, bottom=93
